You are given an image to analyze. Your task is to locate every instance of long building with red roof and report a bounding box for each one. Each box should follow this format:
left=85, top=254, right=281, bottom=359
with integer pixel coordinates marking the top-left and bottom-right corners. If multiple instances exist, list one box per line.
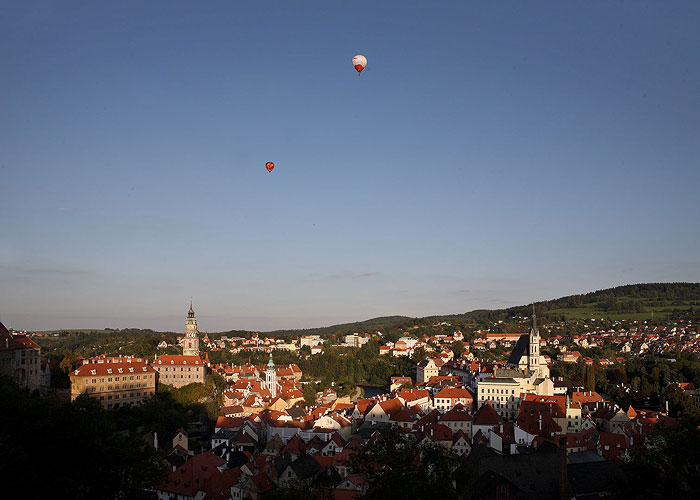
left=70, top=359, right=156, bottom=409
left=153, top=354, right=206, bottom=387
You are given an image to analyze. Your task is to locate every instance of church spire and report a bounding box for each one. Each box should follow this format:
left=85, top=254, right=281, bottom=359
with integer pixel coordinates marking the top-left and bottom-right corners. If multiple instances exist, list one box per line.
left=532, top=303, right=537, bottom=333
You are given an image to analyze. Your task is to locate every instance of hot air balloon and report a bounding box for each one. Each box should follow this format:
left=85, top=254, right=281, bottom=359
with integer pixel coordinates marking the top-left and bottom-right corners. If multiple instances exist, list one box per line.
left=352, top=54, right=367, bottom=76
left=265, top=162, right=274, bottom=173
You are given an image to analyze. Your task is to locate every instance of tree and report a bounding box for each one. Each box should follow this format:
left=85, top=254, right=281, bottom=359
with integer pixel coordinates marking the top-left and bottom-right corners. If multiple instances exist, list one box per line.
left=0, top=376, right=165, bottom=500
left=303, top=383, right=317, bottom=406
left=585, top=364, right=596, bottom=391
left=623, top=415, right=700, bottom=499
left=451, top=340, right=465, bottom=358
left=663, top=384, right=700, bottom=418
left=411, top=346, right=427, bottom=363
left=350, top=426, right=461, bottom=499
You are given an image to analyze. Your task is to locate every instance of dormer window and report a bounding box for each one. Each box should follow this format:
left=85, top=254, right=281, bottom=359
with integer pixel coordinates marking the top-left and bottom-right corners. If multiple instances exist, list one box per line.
left=129, top=367, right=134, bottom=372
left=107, top=369, right=112, bottom=374
left=118, top=368, right=123, bottom=373
left=91, top=370, right=96, bottom=375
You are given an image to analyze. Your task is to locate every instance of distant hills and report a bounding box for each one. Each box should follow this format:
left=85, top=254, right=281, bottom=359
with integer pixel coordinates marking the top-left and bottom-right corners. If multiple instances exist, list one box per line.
left=256, top=283, right=700, bottom=337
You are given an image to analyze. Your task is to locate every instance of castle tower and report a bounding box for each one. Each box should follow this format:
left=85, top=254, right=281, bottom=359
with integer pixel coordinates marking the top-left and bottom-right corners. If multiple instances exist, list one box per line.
left=528, top=304, right=540, bottom=374
left=265, top=352, right=277, bottom=398
left=183, top=300, right=200, bottom=356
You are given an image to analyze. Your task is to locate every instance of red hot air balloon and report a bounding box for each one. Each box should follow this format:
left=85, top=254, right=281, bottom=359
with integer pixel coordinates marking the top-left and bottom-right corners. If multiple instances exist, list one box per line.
left=265, top=162, right=275, bottom=173
left=352, top=54, right=367, bottom=76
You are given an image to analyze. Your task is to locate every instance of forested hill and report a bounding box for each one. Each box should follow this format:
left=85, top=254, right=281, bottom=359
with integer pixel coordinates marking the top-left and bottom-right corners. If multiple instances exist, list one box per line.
left=261, top=282, right=700, bottom=337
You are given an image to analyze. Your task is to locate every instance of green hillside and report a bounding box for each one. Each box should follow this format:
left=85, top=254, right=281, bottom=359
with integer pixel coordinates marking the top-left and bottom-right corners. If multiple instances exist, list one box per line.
left=264, top=282, right=700, bottom=337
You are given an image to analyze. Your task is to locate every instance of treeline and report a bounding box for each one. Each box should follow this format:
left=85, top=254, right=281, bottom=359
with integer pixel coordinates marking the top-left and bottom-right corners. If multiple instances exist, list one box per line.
left=256, top=282, right=700, bottom=339
left=551, top=353, right=700, bottom=416
left=208, top=339, right=414, bottom=390
left=35, top=328, right=179, bottom=361
left=0, top=376, right=166, bottom=499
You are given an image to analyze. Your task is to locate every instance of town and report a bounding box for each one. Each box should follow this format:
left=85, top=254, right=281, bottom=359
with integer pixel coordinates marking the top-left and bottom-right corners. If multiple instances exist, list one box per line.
left=3, top=287, right=700, bottom=499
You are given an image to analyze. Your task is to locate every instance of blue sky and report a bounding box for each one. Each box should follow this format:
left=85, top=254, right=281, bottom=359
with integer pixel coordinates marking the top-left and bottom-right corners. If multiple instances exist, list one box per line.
left=2, top=1, right=699, bottom=332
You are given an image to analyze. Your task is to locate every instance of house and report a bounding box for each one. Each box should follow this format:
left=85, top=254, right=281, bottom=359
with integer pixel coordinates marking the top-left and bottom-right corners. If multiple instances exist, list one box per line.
left=472, top=401, right=502, bottom=439
left=439, top=403, right=473, bottom=437
left=434, top=386, right=474, bottom=412
left=0, top=322, right=41, bottom=390
left=155, top=452, right=233, bottom=500
left=416, top=358, right=439, bottom=384
left=279, top=454, right=322, bottom=488
left=452, top=430, right=472, bottom=455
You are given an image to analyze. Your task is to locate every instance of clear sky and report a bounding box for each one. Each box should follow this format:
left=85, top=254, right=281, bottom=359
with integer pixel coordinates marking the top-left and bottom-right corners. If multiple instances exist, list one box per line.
left=2, top=1, right=699, bottom=332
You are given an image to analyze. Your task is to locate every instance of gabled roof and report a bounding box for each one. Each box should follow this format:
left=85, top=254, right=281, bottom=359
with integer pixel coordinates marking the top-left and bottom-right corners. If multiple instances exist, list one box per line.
left=289, top=453, right=322, bottom=481
left=71, top=361, right=155, bottom=377
left=376, top=398, right=404, bottom=416
left=422, top=423, right=453, bottom=442
left=506, top=334, right=529, bottom=365
left=154, top=355, right=203, bottom=365
left=453, top=429, right=471, bottom=445
left=441, top=403, right=473, bottom=422
left=435, top=386, right=473, bottom=400
left=157, top=452, right=227, bottom=497
left=473, top=401, right=502, bottom=426
left=280, top=434, right=307, bottom=456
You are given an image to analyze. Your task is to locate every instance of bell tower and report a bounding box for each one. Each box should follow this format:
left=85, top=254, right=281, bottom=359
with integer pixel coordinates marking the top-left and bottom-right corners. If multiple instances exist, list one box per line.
left=183, top=300, right=200, bottom=356
left=528, top=304, right=540, bottom=374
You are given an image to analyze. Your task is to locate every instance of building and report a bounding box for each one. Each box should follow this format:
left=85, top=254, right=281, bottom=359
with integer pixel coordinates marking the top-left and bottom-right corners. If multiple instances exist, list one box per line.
left=434, top=386, right=474, bottom=412
left=343, top=333, right=369, bottom=348
left=417, top=358, right=439, bottom=384
left=300, top=335, right=323, bottom=348
left=506, top=306, right=549, bottom=379
left=153, top=355, right=206, bottom=387
left=477, top=307, right=555, bottom=420
left=266, top=353, right=277, bottom=398
left=0, top=321, right=41, bottom=390
left=70, top=359, right=156, bottom=409
left=182, top=301, right=200, bottom=357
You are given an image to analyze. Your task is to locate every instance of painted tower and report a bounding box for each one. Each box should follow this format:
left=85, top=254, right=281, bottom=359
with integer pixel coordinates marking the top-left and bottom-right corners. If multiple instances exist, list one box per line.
left=182, top=300, right=200, bottom=356
left=265, top=352, right=277, bottom=398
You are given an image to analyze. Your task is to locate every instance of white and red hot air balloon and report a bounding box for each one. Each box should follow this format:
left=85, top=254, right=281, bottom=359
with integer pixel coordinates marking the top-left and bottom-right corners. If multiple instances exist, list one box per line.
left=352, top=54, right=367, bottom=76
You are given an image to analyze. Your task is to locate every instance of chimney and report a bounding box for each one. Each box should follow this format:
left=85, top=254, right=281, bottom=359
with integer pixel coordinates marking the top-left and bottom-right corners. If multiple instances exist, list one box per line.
left=559, top=435, right=568, bottom=500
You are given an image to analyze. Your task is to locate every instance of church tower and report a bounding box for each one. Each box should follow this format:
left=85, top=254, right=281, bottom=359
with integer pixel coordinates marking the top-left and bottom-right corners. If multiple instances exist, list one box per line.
left=528, top=304, right=540, bottom=374
left=265, top=352, right=277, bottom=398
left=183, top=300, right=200, bottom=357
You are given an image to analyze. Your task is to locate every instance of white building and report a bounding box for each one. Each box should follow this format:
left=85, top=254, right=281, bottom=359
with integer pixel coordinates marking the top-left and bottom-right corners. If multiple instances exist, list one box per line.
left=416, top=358, right=439, bottom=384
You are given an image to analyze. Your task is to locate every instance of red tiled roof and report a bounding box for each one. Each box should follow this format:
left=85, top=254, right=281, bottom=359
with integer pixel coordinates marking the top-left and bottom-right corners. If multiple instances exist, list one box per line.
left=71, top=361, right=155, bottom=377
left=435, top=387, right=473, bottom=400
left=473, top=401, right=502, bottom=426
left=441, top=403, right=473, bottom=422
left=154, top=355, right=203, bottom=365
